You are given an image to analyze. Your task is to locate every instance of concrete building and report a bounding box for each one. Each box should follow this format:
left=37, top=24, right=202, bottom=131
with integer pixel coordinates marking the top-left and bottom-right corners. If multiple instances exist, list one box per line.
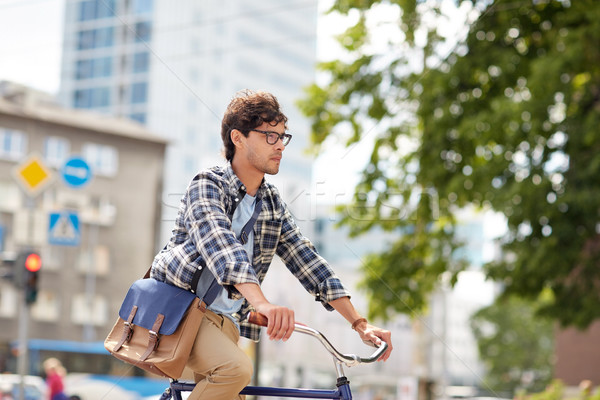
left=0, top=82, right=166, bottom=375
left=58, top=0, right=320, bottom=245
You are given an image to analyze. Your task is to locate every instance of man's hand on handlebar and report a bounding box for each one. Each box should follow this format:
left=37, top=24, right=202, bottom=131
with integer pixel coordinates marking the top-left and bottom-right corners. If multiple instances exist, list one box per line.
left=254, top=303, right=295, bottom=342
left=234, top=282, right=295, bottom=341
left=353, top=321, right=393, bottom=362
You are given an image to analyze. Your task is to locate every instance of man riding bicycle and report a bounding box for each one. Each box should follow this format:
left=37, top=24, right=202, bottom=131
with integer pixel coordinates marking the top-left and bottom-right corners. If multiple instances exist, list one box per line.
left=150, top=90, right=393, bottom=400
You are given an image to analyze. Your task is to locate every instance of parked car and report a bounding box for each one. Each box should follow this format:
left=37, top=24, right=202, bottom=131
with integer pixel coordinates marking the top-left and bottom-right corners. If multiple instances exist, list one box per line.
left=0, top=374, right=45, bottom=400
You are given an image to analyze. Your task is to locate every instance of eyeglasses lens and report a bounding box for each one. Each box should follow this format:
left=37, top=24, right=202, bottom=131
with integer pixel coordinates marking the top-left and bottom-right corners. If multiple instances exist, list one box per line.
left=267, top=133, right=291, bottom=146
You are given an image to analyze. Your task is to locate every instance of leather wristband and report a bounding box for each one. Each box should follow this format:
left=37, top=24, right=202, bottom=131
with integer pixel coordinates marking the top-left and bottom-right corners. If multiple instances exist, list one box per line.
left=351, top=317, right=368, bottom=331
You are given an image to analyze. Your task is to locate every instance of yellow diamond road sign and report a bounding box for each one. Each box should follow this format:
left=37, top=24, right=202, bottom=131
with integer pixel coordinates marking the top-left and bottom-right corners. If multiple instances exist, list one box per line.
left=13, top=154, right=54, bottom=196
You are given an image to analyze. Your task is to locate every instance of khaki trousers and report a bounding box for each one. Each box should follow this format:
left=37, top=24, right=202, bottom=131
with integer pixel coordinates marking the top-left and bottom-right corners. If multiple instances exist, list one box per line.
left=186, top=310, right=253, bottom=400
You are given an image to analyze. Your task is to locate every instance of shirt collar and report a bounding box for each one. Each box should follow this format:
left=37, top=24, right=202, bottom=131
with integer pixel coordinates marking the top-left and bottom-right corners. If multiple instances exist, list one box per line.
left=224, top=164, right=266, bottom=199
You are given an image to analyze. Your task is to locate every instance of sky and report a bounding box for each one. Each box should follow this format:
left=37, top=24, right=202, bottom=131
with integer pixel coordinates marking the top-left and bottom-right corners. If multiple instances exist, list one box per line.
left=0, top=0, right=65, bottom=93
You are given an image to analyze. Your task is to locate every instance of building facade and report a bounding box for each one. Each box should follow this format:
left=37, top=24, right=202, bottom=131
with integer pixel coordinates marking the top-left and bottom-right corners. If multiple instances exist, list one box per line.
left=0, top=82, right=166, bottom=375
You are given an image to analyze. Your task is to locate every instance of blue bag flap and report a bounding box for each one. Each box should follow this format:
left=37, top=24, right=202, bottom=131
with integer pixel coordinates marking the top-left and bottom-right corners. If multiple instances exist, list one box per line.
left=118, top=279, right=196, bottom=335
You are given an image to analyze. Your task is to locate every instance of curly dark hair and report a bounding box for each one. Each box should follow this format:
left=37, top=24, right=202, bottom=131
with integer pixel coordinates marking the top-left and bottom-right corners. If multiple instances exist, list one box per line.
left=221, top=90, right=288, bottom=162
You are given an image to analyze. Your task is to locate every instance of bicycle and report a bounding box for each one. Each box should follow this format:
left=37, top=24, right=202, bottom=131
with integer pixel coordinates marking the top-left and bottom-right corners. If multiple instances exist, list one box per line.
left=158, top=312, right=388, bottom=400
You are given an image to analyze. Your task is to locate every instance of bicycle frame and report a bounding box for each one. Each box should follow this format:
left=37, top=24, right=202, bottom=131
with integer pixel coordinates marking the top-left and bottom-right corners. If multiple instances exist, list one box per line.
left=159, top=313, right=388, bottom=400
left=165, top=376, right=352, bottom=399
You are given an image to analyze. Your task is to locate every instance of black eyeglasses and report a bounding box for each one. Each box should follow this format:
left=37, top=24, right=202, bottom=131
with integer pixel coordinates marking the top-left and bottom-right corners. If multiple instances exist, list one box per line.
left=250, top=129, right=292, bottom=146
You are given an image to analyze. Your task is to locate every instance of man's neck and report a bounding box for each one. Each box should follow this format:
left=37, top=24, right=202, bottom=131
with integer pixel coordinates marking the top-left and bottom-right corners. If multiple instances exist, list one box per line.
left=231, top=158, right=263, bottom=196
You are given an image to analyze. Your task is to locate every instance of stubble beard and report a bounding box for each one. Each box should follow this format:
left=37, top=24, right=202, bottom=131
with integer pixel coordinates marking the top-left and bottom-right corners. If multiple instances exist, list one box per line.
left=248, top=149, right=280, bottom=176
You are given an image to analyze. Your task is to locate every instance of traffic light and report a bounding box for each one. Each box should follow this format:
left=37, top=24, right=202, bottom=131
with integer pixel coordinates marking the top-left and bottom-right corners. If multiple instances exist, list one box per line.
left=19, top=251, right=41, bottom=305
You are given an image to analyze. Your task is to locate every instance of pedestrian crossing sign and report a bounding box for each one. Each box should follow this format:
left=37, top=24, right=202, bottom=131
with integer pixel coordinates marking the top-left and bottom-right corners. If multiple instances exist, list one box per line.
left=48, top=211, right=81, bottom=246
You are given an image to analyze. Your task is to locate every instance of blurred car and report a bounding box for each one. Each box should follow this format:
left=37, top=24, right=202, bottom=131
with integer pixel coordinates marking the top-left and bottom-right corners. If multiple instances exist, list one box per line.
left=63, top=374, right=145, bottom=400
left=0, top=374, right=45, bottom=400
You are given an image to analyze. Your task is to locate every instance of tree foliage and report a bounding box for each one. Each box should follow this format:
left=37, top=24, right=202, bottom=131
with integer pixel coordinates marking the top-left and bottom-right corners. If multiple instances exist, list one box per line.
left=298, top=0, right=600, bottom=327
left=471, top=295, right=554, bottom=395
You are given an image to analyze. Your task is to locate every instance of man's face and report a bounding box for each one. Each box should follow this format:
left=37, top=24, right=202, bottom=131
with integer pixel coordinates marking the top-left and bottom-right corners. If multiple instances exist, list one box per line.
left=242, top=121, right=287, bottom=176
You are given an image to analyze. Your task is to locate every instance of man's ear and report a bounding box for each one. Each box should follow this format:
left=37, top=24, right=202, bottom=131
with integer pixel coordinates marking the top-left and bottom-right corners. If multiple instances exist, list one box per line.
left=231, top=129, right=244, bottom=147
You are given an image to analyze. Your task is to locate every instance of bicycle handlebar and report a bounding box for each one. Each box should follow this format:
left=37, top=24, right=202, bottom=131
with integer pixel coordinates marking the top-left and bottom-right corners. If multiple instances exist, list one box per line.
left=247, top=312, right=388, bottom=367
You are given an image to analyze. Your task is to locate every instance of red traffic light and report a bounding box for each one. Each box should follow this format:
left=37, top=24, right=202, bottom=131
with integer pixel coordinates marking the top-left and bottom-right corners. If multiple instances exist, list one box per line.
left=24, top=253, right=41, bottom=272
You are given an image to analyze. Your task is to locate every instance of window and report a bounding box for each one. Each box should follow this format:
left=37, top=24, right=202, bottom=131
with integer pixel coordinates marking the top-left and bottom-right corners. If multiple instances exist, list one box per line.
left=132, top=0, right=153, bottom=14
left=77, top=244, right=110, bottom=276
left=132, top=52, right=149, bottom=73
left=76, top=57, right=112, bottom=80
left=0, top=283, right=18, bottom=317
left=79, top=1, right=95, bottom=20
left=82, top=143, right=118, bottom=176
left=130, top=81, right=148, bottom=104
left=96, top=26, right=114, bottom=47
left=74, top=87, right=110, bottom=108
left=134, top=21, right=152, bottom=42
left=71, top=293, right=108, bottom=326
left=44, top=136, right=70, bottom=167
left=0, top=182, right=20, bottom=210
left=78, top=0, right=115, bottom=21
left=129, top=113, right=146, bottom=124
left=0, top=128, right=26, bottom=160
left=77, top=27, right=114, bottom=50
left=77, top=30, right=94, bottom=50
left=31, top=290, right=60, bottom=322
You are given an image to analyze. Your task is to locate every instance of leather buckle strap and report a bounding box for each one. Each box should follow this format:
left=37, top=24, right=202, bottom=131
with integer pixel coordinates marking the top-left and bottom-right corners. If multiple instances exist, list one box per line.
left=113, top=306, right=137, bottom=352
left=140, top=314, right=165, bottom=361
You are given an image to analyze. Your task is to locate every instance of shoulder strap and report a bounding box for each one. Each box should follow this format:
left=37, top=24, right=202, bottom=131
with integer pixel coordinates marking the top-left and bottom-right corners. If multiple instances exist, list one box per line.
left=239, top=198, right=263, bottom=245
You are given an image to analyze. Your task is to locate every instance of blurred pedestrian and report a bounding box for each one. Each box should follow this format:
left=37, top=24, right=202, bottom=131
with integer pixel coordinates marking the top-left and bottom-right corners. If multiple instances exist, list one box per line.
left=43, top=358, right=68, bottom=400
left=579, top=380, right=593, bottom=399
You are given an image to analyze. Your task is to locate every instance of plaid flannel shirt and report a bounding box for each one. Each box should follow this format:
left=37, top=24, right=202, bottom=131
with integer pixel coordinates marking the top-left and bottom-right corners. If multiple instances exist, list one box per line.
left=150, top=165, right=351, bottom=341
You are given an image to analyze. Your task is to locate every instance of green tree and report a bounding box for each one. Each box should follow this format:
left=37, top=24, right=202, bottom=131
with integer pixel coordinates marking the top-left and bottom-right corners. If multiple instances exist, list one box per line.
left=470, top=295, right=554, bottom=395
left=298, top=0, right=600, bottom=327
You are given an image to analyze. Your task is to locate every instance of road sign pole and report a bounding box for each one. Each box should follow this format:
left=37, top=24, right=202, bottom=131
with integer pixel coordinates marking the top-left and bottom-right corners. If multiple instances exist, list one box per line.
left=17, top=196, right=36, bottom=400
left=16, top=285, right=29, bottom=400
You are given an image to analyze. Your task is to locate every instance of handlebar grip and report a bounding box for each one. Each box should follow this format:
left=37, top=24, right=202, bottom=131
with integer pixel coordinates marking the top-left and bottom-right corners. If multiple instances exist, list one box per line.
left=248, top=311, right=269, bottom=327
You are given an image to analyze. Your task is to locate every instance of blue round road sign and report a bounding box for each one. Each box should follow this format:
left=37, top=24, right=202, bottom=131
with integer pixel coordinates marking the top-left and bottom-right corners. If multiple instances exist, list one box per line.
left=61, top=156, right=92, bottom=188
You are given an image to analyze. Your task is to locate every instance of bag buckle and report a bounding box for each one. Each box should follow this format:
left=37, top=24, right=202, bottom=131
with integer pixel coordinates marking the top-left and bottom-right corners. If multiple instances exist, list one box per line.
left=149, top=330, right=160, bottom=350
left=140, top=314, right=165, bottom=361
left=124, top=321, right=134, bottom=342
